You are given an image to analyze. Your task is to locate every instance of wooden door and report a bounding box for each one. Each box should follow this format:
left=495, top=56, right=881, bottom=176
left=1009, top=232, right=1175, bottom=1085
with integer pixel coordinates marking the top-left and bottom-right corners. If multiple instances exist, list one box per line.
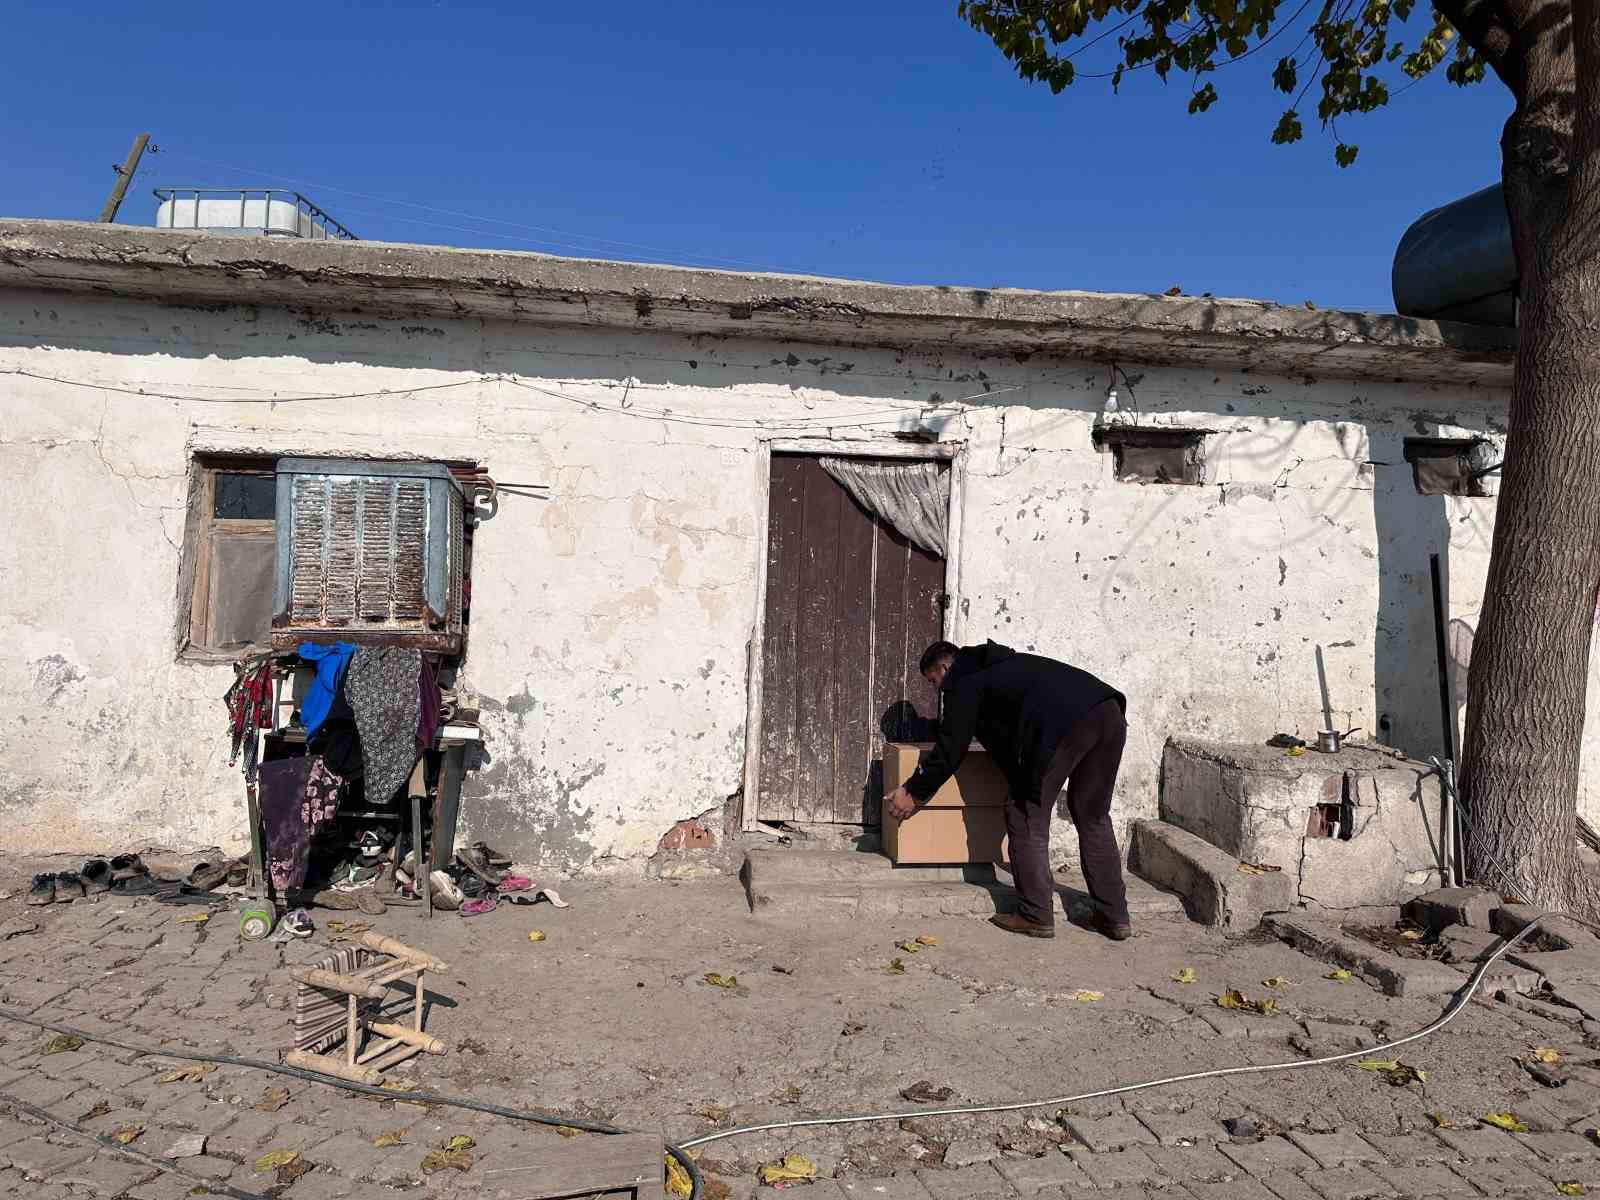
left=757, top=454, right=947, bottom=824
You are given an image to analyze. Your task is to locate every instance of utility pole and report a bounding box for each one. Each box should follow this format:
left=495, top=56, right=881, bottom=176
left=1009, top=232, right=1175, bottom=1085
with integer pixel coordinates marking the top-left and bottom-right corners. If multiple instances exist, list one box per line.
left=98, top=133, right=151, bottom=223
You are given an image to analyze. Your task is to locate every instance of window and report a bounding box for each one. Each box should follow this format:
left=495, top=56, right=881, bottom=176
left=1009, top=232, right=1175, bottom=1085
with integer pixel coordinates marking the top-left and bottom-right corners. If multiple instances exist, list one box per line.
left=1403, top=437, right=1496, bottom=497
left=180, top=457, right=278, bottom=658
left=1094, top=427, right=1209, bottom=485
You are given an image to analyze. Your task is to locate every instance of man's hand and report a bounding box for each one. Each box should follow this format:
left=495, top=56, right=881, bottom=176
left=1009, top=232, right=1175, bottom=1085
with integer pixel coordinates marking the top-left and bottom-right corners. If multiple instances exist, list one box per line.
left=885, top=786, right=917, bottom=821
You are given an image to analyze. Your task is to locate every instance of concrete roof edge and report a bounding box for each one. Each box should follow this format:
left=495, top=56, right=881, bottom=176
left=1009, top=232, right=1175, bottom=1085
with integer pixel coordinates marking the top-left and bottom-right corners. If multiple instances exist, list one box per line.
left=0, top=219, right=1516, bottom=385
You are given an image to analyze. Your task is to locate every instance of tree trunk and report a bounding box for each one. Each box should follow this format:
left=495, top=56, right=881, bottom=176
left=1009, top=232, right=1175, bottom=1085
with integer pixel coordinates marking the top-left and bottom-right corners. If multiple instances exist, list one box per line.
left=1459, top=80, right=1600, bottom=916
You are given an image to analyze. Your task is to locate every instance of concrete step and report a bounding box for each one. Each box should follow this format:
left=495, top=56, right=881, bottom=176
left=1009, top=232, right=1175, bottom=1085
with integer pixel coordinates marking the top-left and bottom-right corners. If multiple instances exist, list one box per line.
left=742, top=845, right=1185, bottom=922
left=1128, top=818, right=1296, bottom=930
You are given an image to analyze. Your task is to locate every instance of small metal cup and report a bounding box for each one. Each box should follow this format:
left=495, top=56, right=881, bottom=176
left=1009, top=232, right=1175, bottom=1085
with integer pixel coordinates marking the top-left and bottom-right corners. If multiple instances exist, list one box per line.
left=1315, top=729, right=1342, bottom=753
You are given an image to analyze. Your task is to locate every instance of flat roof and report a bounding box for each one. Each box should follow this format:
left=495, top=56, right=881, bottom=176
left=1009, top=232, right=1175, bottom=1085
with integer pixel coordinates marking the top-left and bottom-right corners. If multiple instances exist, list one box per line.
left=0, top=219, right=1514, bottom=386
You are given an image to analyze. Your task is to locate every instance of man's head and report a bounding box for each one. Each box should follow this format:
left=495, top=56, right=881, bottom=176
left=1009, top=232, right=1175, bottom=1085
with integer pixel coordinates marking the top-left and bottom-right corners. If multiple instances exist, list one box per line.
left=919, top=640, right=959, bottom=688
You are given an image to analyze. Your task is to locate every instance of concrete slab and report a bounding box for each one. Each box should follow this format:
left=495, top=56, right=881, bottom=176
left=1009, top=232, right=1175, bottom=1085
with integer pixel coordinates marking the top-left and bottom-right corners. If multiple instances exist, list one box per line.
left=1266, top=914, right=1465, bottom=998
left=1128, top=819, right=1294, bottom=929
left=1403, top=887, right=1499, bottom=933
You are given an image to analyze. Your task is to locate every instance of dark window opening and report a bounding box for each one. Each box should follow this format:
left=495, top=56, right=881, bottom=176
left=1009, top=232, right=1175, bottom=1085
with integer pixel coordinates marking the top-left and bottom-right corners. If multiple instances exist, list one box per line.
left=1094, top=427, right=1209, bottom=485
left=1403, top=437, right=1496, bottom=497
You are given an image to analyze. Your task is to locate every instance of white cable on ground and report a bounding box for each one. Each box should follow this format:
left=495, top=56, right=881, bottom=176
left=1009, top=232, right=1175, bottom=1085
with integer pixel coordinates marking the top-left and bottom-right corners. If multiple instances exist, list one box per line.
left=681, top=917, right=1547, bottom=1150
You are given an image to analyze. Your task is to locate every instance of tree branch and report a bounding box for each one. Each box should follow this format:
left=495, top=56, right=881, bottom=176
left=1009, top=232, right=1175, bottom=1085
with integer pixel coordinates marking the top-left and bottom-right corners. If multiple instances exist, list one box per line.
left=1434, top=0, right=1527, bottom=95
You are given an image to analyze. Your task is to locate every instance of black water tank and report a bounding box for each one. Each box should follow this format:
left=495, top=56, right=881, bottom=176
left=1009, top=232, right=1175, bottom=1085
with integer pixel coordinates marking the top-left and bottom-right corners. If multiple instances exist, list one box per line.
left=1391, top=184, right=1516, bottom=327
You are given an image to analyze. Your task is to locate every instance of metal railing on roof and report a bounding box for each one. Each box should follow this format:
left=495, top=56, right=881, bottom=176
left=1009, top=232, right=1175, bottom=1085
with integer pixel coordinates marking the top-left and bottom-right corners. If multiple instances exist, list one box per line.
left=151, top=188, right=359, bottom=241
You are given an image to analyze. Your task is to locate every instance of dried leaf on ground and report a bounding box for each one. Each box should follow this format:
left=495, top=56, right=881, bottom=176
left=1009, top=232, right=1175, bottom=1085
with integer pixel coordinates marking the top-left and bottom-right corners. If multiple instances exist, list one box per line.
left=175, top=913, right=209, bottom=924
left=1483, top=1112, right=1530, bottom=1133
left=894, top=940, right=923, bottom=955
left=886, top=958, right=907, bottom=975
left=1072, top=990, right=1105, bottom=1002
left=254, top=1149, right=299, bottom=1171
left=255, top=1087, right=291, bottom=1112
left=158, top=1063, right=215, bottom=1084
left=527, top=930, right=547, bottom=943
left=419, top=1148, right=472, bottom=1174
left=443, top=1135, right=476, bottom=1151
left=772, top=964, right=794, bottom=975
left=373, top=1130, right=407, bottom=1148
left=110, top=1125, right=143, bottom=1145
left=1558, top=1182, right=1588, bottom=1195
left=1400, top=929, right=1425, bottom=940
left=841, top=1021, right=866, bottom=1036
left=79, top=1101, right=111, bottom=1120
left=915, top=935, right=938, bottom=946
left=1534, top=1046, right=1563, bottom=1064
left=704, top=972, right=737, bottom=988
left=1356, top=1058, right=1427, bottom=1086
left=40, top=1034, right=83, bottom=1056
left=701, top=1179, right=734, bottom=1200
left=1261, top=976, right=1295, bottom=988
left=1173, top=967, right=1197, bottom=984
left=666, top=1153, right=695, bottom=1197
left=1238, top=862, right=1282, bottom=875
left=758, top=1153, right=817, bottom=1185
left=900, top=1080, right=955, bottom=1104
left=1216, top=990, right=1276, bottom=1015
left=1287, top=745, right=1307, bottom=756
left=696, top=1104, right=731, bottom=1123
left=1326, top=969, right=1355, bottom=982
left=556, top=1126, right=582, bottom=1138
left=1429, top=1112, right=1461, bottom=1129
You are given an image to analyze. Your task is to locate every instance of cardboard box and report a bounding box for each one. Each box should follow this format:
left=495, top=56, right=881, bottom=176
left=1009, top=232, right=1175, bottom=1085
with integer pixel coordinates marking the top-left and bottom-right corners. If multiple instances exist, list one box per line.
left=884, top=805, right=1009, bottom=865
left=881, top=742, right=1009, bottom=808
left=881, top=742, right=1011, bottom=865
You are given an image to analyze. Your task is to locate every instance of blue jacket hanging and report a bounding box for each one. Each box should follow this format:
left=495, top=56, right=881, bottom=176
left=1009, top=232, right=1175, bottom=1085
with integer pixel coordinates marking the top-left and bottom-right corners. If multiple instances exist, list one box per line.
left=297, top=642, right=357, bottom=739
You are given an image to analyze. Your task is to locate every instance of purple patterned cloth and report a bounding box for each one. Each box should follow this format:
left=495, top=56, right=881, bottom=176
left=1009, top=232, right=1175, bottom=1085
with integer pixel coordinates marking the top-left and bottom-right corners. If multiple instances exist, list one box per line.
left=259, top=755, right=343, bottom=892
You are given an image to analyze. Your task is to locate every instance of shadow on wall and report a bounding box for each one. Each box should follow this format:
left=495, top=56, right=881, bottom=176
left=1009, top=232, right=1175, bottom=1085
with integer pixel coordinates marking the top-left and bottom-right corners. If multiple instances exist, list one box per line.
left=1370, top=429, right=1452, bottom=761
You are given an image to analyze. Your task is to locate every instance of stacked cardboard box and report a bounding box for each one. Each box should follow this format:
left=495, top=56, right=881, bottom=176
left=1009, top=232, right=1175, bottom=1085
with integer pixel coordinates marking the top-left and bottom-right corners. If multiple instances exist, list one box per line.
left=881, top=742, right=1010, bottom=865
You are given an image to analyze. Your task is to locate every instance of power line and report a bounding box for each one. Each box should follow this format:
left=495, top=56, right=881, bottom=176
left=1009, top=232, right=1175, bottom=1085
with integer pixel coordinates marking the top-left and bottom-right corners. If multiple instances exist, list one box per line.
left=158, top=149, right=791, bottom=273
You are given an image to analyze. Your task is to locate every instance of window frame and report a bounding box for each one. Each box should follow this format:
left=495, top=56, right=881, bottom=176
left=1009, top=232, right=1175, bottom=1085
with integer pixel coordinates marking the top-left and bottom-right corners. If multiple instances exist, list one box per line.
left=1402, top=437, right=1495, bottom=498
left=177, top=454, right=278, bottom=662
left=1093, top=426, right=1211, bottom=486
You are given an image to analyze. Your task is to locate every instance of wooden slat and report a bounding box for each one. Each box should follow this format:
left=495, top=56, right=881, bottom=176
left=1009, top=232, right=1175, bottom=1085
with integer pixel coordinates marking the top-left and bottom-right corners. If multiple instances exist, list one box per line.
left=870, top=521, right=914, bottom=769
left=758, top=457, right=804, bottom=819
left=795, top=459, right=841, bottom=821
left=831, top=483, right=877, bottom=822
left=904, top=535, right=947, bottom=720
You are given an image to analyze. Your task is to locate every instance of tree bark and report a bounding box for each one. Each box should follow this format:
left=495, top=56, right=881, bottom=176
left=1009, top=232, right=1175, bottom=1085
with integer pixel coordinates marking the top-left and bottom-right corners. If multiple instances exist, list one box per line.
left=1458, top=0, right=1600, bottom=917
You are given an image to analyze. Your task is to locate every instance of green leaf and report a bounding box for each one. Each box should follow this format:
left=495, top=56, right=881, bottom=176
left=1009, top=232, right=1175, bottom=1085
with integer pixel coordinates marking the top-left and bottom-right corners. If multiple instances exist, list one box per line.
left=1188, top=82, right=1219, bottom=113
left=1335, top=143, right=1360, bottom=167
left=1272, top=56, right=1298, bottom=93
left=1271, top=110, right=1304, bottom=145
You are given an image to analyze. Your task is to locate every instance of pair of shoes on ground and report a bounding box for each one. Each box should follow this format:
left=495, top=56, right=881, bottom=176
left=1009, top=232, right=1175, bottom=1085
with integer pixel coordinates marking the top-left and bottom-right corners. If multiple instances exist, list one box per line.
left=29, top=853, right=155, bottom=905
left=183, top=858, right=247, bottom=893
left=988, top=910, right=1134, bottom=941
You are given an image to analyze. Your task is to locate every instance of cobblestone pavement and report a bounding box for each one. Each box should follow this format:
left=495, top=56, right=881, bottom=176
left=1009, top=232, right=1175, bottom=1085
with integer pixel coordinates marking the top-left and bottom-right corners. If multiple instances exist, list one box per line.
left=2, top=859, right=1600, bottom=1199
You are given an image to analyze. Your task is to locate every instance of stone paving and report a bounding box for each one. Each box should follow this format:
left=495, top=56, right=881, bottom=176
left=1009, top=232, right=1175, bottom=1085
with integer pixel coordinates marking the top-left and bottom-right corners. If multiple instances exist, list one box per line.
left=2, top=863, right=1600, bottom=1198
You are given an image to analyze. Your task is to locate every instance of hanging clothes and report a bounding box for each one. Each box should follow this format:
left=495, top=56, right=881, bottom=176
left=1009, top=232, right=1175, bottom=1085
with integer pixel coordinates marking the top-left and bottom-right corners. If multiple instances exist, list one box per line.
left=416, top=657, right=442, bottom=753
left=224, top=654, right=275, bottom=781
left=259, top=755, right=343, bottom=891
left=343, top=646, right=422, bottom=806
left=297, top=642, right=356, bottom=739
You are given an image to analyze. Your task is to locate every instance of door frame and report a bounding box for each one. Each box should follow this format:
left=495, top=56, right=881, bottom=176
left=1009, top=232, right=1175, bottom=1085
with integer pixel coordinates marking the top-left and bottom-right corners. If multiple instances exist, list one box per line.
left=740, top=437, right=966, bottom=831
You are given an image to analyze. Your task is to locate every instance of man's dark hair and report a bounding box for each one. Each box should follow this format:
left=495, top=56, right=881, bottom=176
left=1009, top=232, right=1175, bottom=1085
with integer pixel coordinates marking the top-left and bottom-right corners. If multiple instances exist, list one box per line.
left=919, top=640, right=959, bottom=676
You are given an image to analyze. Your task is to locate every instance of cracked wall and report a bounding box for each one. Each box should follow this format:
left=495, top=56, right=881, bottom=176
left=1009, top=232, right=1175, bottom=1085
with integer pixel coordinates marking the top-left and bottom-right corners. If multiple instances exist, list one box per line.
left=0, top=284, right=1573, bottom=873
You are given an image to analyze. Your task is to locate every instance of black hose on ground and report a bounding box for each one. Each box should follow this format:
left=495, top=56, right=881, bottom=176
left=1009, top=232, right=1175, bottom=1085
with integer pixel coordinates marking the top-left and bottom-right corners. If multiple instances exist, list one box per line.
left=0, top=1011, right=702, bottom=1199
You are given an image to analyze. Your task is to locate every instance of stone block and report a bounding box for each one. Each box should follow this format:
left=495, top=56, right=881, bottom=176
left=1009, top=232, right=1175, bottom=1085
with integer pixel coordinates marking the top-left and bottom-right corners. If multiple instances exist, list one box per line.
left=1254, top=1171, right=1325, bottom=1200
left=1066, top=1146, right=1169, bottom=1189
left=1358, top=1134, right=1455, bottom=1164
left=1430, top=1125, right=1538, bottom=1161
left=994, top=1150, right=1092, bottom=1194
left=1133, top=1110, right=1229, bottom=1146
left=1218, top=1136, right=1319, bottom=1175
left=1060, top=1113, right=1156, bottom=1152
left=52, top=1155, right=156, bottom=1197
left=1286, top=1132, right=1383, bottom=1169
left=1495, top=906, right=1597, bottom=950
left=834, top=1174, right=933, bottom=1200
left=1142, top=1144, right=1240, bottom=1183
left=1522, top=1131, right=1600, bottom=1163
left=1188, top=1177, right=1280, bottom=1200
left=1299, top=1165, right=1393, bottom=1199
left=1404, top=887, right=1499, bottom=933
left=1266, top=914, right=1465, bottom=998
left=914, top=1164, right=1014, bottom=1200
left=941, top=1138, right=997, bottom=1168
left=1372, top=1163, right=1465, bottom=1198
left=1129, top=819, right=1294, bottom=929
left=1448, top=1159, right=1556, bottom=1196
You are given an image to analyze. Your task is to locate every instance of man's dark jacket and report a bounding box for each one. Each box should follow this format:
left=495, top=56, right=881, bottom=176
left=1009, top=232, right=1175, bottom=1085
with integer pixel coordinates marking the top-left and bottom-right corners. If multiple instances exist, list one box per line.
left=904, top=641, right=1125, bottom=806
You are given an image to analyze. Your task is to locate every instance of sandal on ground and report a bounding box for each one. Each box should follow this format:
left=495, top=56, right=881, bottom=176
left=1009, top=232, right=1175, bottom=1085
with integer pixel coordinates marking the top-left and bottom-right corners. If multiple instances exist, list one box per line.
left=109, top=853, right=147, bottom=882
left=503, top=887, right=569, bottom=909
left=26, top=874, right=56, bottom=906
left=114, top=874, right=160, bottom=896
left=54, top=872, right=86, bottom=901
left=497, top=875, right=532, bottom=892
left=470, top=841, right=512, bottom=868
left=80, top=860, right=113, bottom=894
left=459, top=896, right=498, bottom=917
left=282, top=909, right=314, bottom=938
left=185, top=861, right=230, bottom=892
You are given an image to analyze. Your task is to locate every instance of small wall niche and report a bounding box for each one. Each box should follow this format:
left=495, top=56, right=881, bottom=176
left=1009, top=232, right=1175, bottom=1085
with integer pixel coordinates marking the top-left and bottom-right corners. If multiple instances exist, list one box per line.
left=1403, top=437, right=1497, bottom=497
left=1094, top=426, right=1209, bottom=485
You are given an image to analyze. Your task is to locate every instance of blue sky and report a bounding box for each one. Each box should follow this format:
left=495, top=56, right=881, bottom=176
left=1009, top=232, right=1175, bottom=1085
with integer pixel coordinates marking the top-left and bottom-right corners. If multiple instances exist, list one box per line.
left=3, top=2, right=1510, bottom=311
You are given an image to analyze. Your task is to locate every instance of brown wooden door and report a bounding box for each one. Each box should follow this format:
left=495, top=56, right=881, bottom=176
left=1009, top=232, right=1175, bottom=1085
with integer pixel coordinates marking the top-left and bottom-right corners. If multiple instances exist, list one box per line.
left=757, top=454, right=947, bottom=824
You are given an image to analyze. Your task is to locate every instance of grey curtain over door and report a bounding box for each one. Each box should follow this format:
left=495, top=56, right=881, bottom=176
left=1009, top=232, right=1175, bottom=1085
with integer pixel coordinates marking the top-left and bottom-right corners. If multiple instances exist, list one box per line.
left=818, top=457, right=949, bottom=558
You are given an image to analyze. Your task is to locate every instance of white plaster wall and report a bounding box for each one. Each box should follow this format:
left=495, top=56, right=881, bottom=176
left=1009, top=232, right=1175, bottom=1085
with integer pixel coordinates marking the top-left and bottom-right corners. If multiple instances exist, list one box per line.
left=0, top=287, right=1554, bottom=873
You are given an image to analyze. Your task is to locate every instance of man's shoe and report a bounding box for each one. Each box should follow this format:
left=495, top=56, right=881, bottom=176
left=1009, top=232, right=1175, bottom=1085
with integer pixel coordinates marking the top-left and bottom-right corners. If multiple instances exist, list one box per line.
left=1092, top=912, right=1133, bottom=941
left=990, top=912, right=1055, bottom=939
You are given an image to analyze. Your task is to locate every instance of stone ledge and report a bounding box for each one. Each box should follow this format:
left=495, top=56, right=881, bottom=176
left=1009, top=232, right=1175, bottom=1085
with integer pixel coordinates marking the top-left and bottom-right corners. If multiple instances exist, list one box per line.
left=1129, top=819, right=1294, bottom=929
left=1265, top=914, right=1465, bottom=998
